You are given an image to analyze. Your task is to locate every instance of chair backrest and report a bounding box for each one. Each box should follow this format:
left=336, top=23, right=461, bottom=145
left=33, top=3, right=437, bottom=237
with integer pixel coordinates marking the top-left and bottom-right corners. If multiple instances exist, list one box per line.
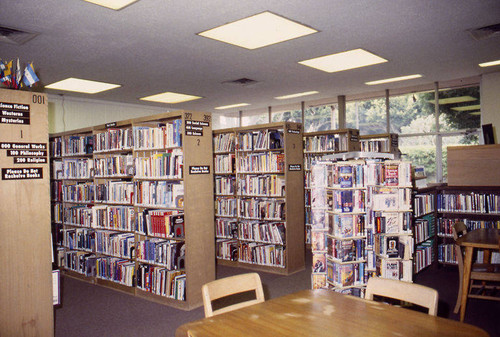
left=202, top=273, right=265, bottom=317
left=452, top=221, right=467, bottom=241
left=365, top=277, right=439, bottom=316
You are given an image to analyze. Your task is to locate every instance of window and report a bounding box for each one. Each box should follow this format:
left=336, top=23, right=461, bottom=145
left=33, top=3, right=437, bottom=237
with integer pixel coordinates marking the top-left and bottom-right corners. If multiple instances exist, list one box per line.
left=272, top=104, right=302, bottom=123
left=437, top=86, right=480, bottom=131
left=241, top=109, right=269, bottom=127
left=213, top=112, right=239, bottom=130
left=389, top=91, right=435, bottom=134
left=399, top=135, right=437, bottom=183
left=346, top=97, right=387, bottom=135
left=304, top=104, right=337, bottom=132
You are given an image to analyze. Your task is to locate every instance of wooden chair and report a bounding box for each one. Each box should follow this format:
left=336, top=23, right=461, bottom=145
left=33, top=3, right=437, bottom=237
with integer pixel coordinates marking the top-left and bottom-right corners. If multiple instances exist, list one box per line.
left=201, top=273, right=265, bottom=317
left=365, top=277, right=439, bottom=316
left=453, top=222, right=500, bottom=314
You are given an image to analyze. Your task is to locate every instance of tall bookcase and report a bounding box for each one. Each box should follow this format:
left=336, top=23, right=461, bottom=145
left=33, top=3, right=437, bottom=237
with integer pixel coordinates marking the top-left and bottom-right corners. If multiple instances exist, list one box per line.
left=50, top=111, right=215, bottom=309
left=413, top=187, right=436, bottom=273
left=303, top=129, right=360, bottom=246
left=213, top=122, right=305, bottom=275
left=310, top=154, right=414, bottom=297
left=1, top=89, right=53, bottom=335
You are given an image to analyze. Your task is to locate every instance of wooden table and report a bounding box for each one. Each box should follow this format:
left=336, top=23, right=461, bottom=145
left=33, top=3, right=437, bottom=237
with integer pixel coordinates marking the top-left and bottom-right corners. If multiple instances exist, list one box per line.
left=175, top=289, right=488, bottom=337
left=456, top=228, right=500, bottom=322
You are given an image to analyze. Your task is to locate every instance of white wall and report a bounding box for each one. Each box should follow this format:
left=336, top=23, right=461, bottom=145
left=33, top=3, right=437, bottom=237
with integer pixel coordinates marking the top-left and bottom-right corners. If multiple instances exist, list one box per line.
left=481, top=71, right=500, bottom=143
left=48, top=94, right=170, bottom=133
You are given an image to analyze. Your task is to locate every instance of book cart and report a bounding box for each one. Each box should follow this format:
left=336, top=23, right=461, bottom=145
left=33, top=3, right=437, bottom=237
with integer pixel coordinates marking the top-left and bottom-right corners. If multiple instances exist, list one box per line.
left=310, top=152, right=414, bottom=297
left=303, top=129, right=361, bottom=246
left=213, top=122, right=305, bottom=275
left=50, top=111, right=215, bottom=309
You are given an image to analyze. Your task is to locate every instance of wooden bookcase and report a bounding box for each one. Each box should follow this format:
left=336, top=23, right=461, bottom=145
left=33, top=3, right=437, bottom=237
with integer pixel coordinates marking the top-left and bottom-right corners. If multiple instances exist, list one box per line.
left=50, top=111, right=215, bottom=309
left=447, top=145, right=500, bottom=186
left=0, top=89, right=53, bottom=335
left=303, top=129, right=360, bottom=246
left=213, top=122, right=305, bottom=275
left=413, top=187, right=437, bottom=273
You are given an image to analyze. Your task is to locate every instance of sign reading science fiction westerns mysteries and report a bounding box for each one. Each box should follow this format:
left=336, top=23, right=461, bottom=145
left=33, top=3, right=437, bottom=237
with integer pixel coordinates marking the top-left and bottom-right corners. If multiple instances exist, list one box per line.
left=0, top=101, right=30, bottom=125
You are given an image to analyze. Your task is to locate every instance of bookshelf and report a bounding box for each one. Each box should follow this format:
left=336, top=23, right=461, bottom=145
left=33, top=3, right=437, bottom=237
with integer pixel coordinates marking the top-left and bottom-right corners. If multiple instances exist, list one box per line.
left=310, top=154, right=414, bottom=297
left=303, top=129, right=360, bottom=246
left=1, top=89, right=54, bottom=335
left=413, top=187, right=436, bottom=273
left=435, top=185, right=500, bottom=265
left=50, top=111, right=215, bottom=309
left=213, top=122, right=305, bottom=275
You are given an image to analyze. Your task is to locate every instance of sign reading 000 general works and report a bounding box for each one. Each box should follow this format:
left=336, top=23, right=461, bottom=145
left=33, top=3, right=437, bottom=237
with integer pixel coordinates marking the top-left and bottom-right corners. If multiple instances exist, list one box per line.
left=0, top=101, right=30, bottom=125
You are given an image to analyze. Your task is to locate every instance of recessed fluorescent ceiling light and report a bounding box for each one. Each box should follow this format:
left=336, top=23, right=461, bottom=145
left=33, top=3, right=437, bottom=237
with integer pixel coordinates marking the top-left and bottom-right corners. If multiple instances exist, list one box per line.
left=197, top=11, right=317, bottom=50
left=275, top=91, right=319, bottom=100
left=427, top=96, right=477, bottom=105
left=299, top=49, right=387, bottom=73
left=451, top=104, right=481, bottom=112
left=83, top=0, right=138, bottom=10
left=140, top=92, right=202, bottom=104
left=215, top=103, right=250, bottom=110
left=45, top=77, right=121, bottom=94
left=479, top=59, right=500, bottom=67
left=365, top=74, right=422, bottom=85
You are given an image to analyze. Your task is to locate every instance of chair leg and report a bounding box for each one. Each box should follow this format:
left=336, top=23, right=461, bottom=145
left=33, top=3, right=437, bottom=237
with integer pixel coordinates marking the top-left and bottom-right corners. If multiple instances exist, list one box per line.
left=454, top=246, right=464, bottom=314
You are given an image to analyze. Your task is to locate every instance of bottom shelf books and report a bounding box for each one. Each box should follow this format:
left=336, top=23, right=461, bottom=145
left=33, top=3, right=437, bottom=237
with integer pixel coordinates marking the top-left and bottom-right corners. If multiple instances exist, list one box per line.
left=415, top=239, right=434, bottom=273
left=239, top=243, right=285, bottom=268
left=136, top=265, right=186, bottom=300
left=96, top=257, right=135, bottom=286
left=216, top=239, right=238, bottom=261
left=327, top=260, right=366, bottom=288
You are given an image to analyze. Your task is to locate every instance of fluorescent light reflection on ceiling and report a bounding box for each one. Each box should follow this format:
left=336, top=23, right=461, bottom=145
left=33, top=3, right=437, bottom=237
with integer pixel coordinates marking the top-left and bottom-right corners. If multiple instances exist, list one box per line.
left=275, top=91, right=319, bottom=100
left=140, top=92, right=202, bottom=104
left=427, top=96, right=477, bottom=105
left=83, top=0, right=138, bottom=10
left=451, top=104, right=481, bottom=111
left=215, top=103, right=250, bottom=110
left=479, top=59, right=500, bottom=67
left=198, top=11, right=317, bottom=50
left=365, top=74, right=422, bottom=85
left=45, top=77, right=121, bottom=94
left=299, top=49, right=387, bottom=73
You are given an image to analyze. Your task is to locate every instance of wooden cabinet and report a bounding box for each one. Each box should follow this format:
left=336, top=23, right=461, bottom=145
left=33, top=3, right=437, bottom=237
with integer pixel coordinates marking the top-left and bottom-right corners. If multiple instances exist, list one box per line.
left=214, top=122, right=305, bottom=275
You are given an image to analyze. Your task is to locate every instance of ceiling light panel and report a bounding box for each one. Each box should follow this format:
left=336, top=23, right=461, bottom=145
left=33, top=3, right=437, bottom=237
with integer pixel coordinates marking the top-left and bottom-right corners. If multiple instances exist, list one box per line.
left=427, top=96, right=477, bottom=105
left=45, top=78, right=121, bottom=94
left=275, top=91, right=319, bottom=100
left=451, top=104, right=481, bottom=111
left=365, top=74, right=422, bottom=85
left=83, top=0, right=138, bottom=10
left=140, top=92, right=202, bottom=104
left=299, top=49, right=388, bottom=73
left=215, top=103, right=250, bottom=110
left=479, top=59, right=500, bottom=67
left=198, top=11, right=318, bottom=50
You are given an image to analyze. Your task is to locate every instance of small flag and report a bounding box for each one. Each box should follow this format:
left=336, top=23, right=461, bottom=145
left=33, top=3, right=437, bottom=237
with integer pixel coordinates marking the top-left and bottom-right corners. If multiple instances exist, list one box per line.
left=4, top=60, right=12, bottom=77
left=23, top=63, right=39, bottom=87
left=15, top=58, right=22, bottom=88
left=1, top=60, right=13, bottom=86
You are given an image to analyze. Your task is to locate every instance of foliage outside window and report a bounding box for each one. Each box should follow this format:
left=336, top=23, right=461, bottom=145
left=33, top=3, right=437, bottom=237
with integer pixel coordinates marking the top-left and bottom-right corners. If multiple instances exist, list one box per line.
left=399, top=135, right=437, bottom=183
left=304, top=104, right=337, bottom=132
left=272, top=109, right=302, bottom=123
left=346, top=98, right=386, bottom=135
left=389, top=91, right=435, bottom=134
left=437, top=86, right=480, bottom=132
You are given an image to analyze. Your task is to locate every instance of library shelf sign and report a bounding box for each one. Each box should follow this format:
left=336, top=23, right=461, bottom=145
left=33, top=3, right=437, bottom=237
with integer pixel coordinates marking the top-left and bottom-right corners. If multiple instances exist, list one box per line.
left=2, top=167, right=43, bottom=180
left=184, top=113, right=211, bottom=137
left=0, top=101, right=30, bottom=125
left=0, top=142, right=48, bottom=164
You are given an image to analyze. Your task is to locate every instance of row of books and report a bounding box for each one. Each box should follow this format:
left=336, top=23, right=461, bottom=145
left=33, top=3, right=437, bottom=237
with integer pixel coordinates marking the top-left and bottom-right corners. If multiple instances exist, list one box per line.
left=52, top=203, right=63, bottom=223
left=134, top=181, right=184, bottom=208
left=216, top=239, right=238, bottom=261
left=95, top=231, right=135, bottom=259
left=238, top=221, right=286, bottom=245
left=215, top=176, right=235, bottom=195
left=64, top=205, right=93, bottom=227
left=215, top=198, right=237, bottom=217
left=414, top=215, right=435, bottom=244
left=238, top=198, right=285, bottom=221
left=95, top=181, right=134, bottom=204
left=215, top=218, right=238, bottom=239
left=414, top=240, right=434, bottom=273
left=436, top=218, right=500, bottom=236
left=360, top=139, right=392, bottom=153
left=326, top=237, right=365, bottom=262
left=63, top=228, right=94, bottom=252
left=133, top=121, right=182, bottom=150
left=59, top=135, right=94, bottom=156
left=325, top=189, right=365, bottom=213
left=94, top=155, right=134, bottom=177
left=94, top=128, right=134, bottom=153
left=414, top=193, right=435, bottom=217
left=63, top=183, right=95, bottom=203
left=92, top=205, right=135, bottom=231
left=136, top=239, right=185, bottom=270
left=376, top=258, right=412, bottom=282
left=62, top=250, right=96, bottom=276
left=52, top=180, right=63, bottom=201
left=370, top=186, right=412, bottom=211
left=237, top=152, right=284, bottom=173
left=237, top=130, right=283, bottom=151
left=304, top=134, right=349, bottom=153
left=96, top=256, right=135, bottom=286
left=437, top=244, right=458, bottom=264
left=329, top=214, right=366, bottom=238
left=237, top=174, right=285, bottom=197
left=326, top=259, right=366, bottom=288
left=136, top=209, right=184, bottom=238
left=239, top=242, right=285, bottom=267
left=214, top=154, right=235, bottom=174
left=61, top=158, right=94, bottom=179
left=213, top=133, right=235, bottom=153
left=437, top=192, right=500, bottom=214
left=373, top=234, right=413, bottom=259
left=371, top=211, right=412, bottom=234
left=134, top=149, right=183, bottom=179
left=136, top=266, right=185, bottom=300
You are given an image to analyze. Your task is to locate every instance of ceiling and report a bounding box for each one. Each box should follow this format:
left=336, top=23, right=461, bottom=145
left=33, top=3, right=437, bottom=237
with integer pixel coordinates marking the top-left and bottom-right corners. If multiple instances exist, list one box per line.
left=1, top=0, right=500, bottom=115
